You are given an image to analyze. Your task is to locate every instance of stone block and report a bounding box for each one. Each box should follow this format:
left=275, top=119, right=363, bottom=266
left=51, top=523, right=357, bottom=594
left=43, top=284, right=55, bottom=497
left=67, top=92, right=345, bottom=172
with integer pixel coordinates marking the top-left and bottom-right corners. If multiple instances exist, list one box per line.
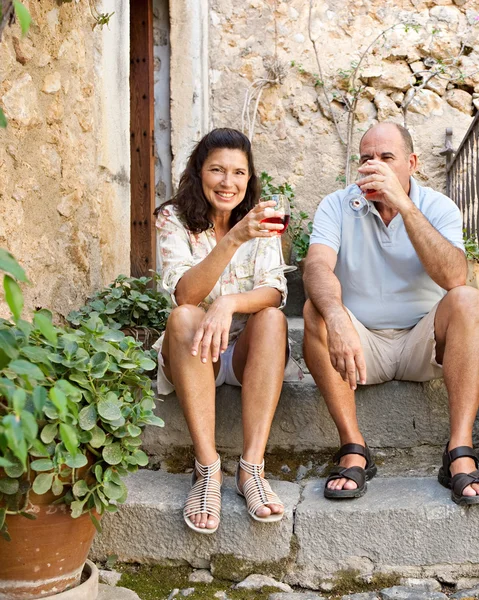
left=294, top=478, right=479, bottom=584
left=399, top=578, right=441, bottom=592
left=97, top=584, right=141, bottom=600
left=451, top=588, right=479, bottom=599
left=270, top=594, right=326, bottom=600
left=342, top=594, right=380, bottom=600
left=90, top=471, right=299, bottom=567
left=380, top=588, right=446, bottom=599
left=144, top=375, right=454, bottom=456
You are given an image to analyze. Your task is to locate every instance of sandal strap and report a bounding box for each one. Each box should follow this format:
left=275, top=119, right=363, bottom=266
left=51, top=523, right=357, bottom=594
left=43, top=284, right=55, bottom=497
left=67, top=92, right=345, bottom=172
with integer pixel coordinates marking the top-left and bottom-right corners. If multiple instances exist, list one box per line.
left=238, top=456, right=284, bottom=518
left=183, top=455, right=222, bottom=521
left=442, top=444, right=479, bottom=474
left=327, top=465, right=366, bottom=488
left=334, top=443, right=370, bottom=464
left=451, top=470, right=479, bottom=496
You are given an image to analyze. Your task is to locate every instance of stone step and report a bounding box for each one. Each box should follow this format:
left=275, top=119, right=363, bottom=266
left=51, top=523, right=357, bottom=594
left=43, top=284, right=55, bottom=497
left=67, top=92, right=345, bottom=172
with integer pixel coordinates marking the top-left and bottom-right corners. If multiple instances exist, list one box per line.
left=90, top=470, right=479, bottom=589
left=144, top=376, right=463, bottom=458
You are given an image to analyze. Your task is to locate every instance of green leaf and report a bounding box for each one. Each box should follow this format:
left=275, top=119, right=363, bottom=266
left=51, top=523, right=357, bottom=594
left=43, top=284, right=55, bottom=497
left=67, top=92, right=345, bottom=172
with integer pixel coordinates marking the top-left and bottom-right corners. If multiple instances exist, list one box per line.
left=30, top=458, right=54, bottom=472
left=94, top=464, right=103, bottom=482
left=89, top=511, right=102, bottom=533
left=89, top=426, right=106, bottom=448
left=79, top=404, right=97, bottom=431
left=70, top=499, right=86, bottom=518
left=102, top=443, right=122, bottom=465
left=97, top=398, right=122, bottom=421
left=139, top=357, right=156, bottom=371
left=13, top=388, right=26, bottom=415
left=65, top=453, right=88, bottom=469
left=49, top=386, right=67, bottom=416
left=0, top=508, right=5, bottom=529
left=102, top=330, right=125, bottom=342
left=0, top=477, right=19, bottom=495
left=40, top=423, right=58, bottom=444
left=54, top=380, right=82, bottom=401
left=19, top=511, right=37, bottom=520
left=52, top=476, right=64, bottom=496
left=32, top=387, right=47, bottom=416
left=127, top=424, right=142, bottom=437
left=0, top=329, right=19, bottom=360
left=20, top=410, right=37, bottom=440
left=21, top=346, right=51, bottom=364
left=143, top=414, right=164, bottom=428
left=9, top=359, right=45, bottom=380
left=103, top=481, right=123, bottom=500
left=105, top=554, right=118, bottom=569
left=59, top=424, right=78, bottom=457
left=13, top=1, right=32, bottom=36
left=132, top=450, right=148, bottom=467
left=3, top=454, right=21, bottom=476
left=34, top=311, right=58, bottom=346
left=32, top=472, right=54, bottom=495
left=2, top=414, right=27, bottom=467
left=4, top=275, right=23, bottom=321
left=0, top=249, right=27, bottom=282
left=72, top=480, right=89, bottom=498
left=0, top=108, right=6, bottom=128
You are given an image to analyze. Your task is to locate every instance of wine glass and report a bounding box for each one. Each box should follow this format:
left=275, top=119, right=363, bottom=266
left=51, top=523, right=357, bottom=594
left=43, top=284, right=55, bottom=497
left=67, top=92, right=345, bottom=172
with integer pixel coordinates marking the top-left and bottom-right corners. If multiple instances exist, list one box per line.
left=261, top=193, right=298, bottom=274
left=343, top=187, right=371, bottom=219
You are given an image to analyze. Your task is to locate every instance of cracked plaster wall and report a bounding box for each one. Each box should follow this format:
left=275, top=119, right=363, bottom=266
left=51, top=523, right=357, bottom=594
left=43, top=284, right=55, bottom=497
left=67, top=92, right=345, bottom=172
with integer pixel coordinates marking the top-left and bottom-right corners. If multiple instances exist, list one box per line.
left=0, top=0, right=130, bottom=319
left=208, top=0, right=479, bottom=219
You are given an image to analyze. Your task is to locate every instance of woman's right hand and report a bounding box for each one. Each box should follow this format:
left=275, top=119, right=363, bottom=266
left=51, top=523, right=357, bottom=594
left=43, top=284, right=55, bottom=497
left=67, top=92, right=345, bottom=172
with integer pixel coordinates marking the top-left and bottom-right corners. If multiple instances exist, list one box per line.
left=227, top=200, right=285, bottom=246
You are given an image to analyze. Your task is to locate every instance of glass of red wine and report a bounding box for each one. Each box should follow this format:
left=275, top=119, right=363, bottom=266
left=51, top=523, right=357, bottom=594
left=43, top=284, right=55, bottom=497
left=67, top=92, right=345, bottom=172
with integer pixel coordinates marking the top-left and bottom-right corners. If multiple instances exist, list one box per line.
left=261, top=194, right=298, bottom=274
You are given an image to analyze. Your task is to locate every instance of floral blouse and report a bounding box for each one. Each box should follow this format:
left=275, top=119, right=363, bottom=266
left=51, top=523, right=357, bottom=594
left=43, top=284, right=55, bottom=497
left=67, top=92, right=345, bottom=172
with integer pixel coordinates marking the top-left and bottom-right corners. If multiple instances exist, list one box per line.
left=156, top=205, right=287, bottom=343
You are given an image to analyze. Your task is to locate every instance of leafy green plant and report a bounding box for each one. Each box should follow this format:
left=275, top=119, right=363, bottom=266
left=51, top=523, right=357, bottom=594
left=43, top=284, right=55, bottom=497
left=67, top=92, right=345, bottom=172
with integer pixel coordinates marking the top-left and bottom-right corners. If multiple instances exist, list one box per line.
left=260, top=171, right=312, bottom=263
left=464, top=231, right=479, bottom=262
left=67, top=274, right=170, bottom=333
left=0, top=250, right=164, bottom=541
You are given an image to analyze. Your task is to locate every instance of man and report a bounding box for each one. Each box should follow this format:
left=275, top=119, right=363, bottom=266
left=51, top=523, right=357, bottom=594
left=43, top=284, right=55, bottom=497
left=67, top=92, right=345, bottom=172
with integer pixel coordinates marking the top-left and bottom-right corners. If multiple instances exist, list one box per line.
left=303, top=122, right=479, bottom=505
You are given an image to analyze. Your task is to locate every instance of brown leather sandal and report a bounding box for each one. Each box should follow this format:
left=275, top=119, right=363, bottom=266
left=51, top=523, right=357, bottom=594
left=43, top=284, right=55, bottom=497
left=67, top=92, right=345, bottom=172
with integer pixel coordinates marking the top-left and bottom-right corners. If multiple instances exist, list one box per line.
left=438, top=444, right=479, bottom=506
left=324, top=443, right=377, bottom=500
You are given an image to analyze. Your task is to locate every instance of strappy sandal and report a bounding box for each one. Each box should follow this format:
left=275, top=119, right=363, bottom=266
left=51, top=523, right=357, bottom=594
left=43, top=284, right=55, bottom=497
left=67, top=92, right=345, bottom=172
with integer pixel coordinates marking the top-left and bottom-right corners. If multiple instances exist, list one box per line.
left=438, top=443, right=479, bottom=506
left=183, top=455, right=222, bottom=534
left=324, top=443, right=377, bottom=500
left=236, top=456, right=284, bottom=523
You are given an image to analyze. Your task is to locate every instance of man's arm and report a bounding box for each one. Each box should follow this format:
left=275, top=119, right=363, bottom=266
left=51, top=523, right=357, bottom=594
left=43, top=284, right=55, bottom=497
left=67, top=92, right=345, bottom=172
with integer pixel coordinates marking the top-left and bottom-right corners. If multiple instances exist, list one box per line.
left=401, top=205, right=466, bottom=290
left=304, top=244, right=366, bottom=388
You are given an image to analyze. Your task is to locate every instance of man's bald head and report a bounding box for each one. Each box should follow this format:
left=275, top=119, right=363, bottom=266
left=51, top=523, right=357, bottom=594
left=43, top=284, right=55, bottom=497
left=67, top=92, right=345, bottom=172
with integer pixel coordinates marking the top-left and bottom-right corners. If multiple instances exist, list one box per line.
left=360, top=123, right=414, bottom=157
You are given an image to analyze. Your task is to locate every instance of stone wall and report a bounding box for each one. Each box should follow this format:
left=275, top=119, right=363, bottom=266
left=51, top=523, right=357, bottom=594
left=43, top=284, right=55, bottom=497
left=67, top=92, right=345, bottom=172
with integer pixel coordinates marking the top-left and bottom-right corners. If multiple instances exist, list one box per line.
left=209, top=0, right=478, bottom=218
left=0, top=0, right=130, bottom=319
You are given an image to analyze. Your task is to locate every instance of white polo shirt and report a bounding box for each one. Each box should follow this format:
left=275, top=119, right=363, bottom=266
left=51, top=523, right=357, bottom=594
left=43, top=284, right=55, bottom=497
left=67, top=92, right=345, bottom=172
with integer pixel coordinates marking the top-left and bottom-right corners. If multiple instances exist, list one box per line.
left=310, top=177, right=464, bottom=329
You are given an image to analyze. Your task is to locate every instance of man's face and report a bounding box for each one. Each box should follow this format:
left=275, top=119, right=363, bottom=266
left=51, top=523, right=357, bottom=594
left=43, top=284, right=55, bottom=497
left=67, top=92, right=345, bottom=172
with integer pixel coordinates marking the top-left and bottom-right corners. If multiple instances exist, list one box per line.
left=359, top=125, right=417, bottom=202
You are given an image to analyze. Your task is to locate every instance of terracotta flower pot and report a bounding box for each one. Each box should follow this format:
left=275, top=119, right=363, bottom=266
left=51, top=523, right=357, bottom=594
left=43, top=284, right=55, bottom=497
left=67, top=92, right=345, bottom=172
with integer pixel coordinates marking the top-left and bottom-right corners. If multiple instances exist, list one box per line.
left=0, top=489, right=99, bottom=600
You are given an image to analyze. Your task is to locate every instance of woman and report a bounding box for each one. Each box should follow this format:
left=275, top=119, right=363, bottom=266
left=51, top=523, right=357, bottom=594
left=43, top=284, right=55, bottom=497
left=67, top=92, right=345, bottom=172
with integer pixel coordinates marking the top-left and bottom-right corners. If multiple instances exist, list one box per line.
left=155, top=128, right=292, bottom=534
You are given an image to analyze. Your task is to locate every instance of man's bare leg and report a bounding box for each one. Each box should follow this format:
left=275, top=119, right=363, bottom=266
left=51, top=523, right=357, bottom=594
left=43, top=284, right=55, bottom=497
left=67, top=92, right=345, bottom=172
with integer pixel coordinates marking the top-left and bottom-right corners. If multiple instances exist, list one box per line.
left=303, top=299, right=366, bottom=491
left=435, top=286, right=479, bottom=497
left=162, top=304, right=221, bottom=530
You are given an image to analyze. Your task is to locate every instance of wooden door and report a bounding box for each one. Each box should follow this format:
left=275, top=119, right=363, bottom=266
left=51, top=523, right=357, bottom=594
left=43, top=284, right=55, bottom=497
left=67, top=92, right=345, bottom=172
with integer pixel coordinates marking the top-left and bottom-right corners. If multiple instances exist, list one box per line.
left=130, top=0, right=155, bottom=278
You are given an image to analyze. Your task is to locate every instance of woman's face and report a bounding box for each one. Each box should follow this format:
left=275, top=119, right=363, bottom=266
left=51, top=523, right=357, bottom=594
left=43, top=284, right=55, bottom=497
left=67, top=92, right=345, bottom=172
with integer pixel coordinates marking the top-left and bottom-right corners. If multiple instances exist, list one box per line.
left=201, top=148, right=250, bottom=217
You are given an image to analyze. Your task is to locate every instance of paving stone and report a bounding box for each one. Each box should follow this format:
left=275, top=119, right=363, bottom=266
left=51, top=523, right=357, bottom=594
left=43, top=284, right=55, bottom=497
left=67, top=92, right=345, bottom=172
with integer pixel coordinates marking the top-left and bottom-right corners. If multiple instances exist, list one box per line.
left=380, top=586, right=447, bottom=599
left=399, top=578, right=442, bottom=591
left=167, top=590, right=179, bottom=600
left=235, top=574, right=292, bottom=592
left=98, top=569, right=122, bottom=586
left=451, top=588, right=479, bottom=599
left=91, top=470, right=299, bottom=566
left=295, top=478, right=479, bottom=581
left=269, top=594, right=326, bottom=599
left=341, top=594, right=380, bottom=600
left=456, top=579, right=479, bottom=590
left=97, top=583, right=141, bottom=600
left=188, top=569, right=214, bottom=583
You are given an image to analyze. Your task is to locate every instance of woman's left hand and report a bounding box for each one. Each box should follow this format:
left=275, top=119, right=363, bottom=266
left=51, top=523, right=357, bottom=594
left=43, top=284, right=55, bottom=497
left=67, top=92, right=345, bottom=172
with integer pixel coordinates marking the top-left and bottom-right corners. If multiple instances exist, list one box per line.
left=191, top=296, right=235, bottom=363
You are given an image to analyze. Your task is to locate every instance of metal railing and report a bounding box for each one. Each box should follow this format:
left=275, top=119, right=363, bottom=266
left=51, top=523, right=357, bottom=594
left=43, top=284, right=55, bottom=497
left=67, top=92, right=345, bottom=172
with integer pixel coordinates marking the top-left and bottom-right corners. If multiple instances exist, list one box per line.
left=443, top=113, right=479, bottom=237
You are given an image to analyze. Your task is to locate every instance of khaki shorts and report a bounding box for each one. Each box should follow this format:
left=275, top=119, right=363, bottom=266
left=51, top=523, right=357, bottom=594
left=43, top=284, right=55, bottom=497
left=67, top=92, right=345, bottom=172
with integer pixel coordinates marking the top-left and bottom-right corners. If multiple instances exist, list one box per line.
left=348, top=302, right=443, bottom=385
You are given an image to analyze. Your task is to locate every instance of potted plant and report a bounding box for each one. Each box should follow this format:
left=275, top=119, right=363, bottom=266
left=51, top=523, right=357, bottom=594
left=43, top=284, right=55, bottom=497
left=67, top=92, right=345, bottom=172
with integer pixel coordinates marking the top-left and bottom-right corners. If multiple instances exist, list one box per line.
left=67, top=274, right=170, bottom=351
left=464, top=231, right=479, bottom=289
left=0, top=250, right=164, bottom=599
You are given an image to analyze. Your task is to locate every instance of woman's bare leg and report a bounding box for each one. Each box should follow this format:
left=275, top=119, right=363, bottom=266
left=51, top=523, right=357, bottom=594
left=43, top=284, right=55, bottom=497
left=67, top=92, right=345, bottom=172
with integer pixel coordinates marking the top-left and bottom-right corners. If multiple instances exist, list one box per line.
left=162, top=304, right=221, bottom=530
left=232, top=307, right=287, bottom=517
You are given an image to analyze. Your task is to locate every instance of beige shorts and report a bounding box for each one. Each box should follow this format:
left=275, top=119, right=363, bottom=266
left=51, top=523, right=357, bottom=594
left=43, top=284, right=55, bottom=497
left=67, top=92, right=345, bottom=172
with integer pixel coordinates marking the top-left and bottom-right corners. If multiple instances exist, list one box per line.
left=348, top=302, right=443, bottom=385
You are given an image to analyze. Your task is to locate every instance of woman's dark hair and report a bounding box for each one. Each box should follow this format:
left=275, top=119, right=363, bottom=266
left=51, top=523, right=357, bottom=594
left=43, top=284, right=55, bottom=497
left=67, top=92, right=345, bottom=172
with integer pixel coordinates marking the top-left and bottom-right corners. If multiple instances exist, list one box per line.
left=154, top=128, right=260, bottom=232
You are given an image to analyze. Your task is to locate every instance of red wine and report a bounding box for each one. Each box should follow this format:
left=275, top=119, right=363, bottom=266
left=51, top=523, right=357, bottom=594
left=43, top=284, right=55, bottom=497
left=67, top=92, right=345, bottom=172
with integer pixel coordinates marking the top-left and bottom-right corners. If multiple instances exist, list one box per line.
left=261, top=215, right=290, bottom=234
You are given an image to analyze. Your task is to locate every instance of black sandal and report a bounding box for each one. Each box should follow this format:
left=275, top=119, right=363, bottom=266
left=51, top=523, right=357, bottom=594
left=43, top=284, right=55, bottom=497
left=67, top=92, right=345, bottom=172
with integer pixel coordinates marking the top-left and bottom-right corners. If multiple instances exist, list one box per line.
left=438, top=444, right=479, bottom=506
left=324, top=443, right=377, bottom=500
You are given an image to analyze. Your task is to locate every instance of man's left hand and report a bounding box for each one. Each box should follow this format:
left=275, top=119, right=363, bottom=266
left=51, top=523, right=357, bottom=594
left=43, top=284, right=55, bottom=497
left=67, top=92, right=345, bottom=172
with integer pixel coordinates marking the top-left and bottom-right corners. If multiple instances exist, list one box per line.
left=357, top=160, right=412, bottom=213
